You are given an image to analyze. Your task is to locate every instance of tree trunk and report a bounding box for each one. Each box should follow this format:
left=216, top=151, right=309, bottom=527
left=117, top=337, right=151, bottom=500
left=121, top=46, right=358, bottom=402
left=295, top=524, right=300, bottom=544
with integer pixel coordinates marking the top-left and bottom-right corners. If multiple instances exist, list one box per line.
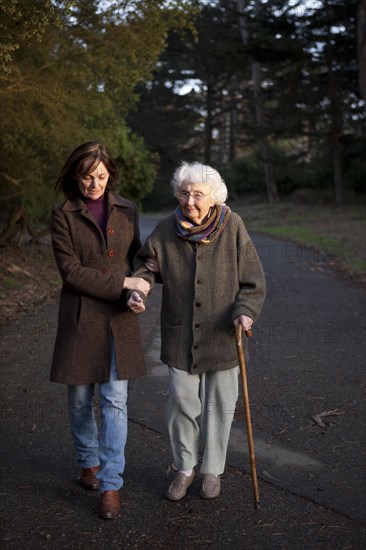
left=204, top=83, right=214, bottom=164
left=0, top=206, right=50, bottom=247
left=0, top=206, right=25, bottom=246
left=218, top=90, right=230, bottom=167
left=325, top=0, right=344, bottom=206
left=229, top=105, right=237, bottom=163
left=237, top=0, right=279, bottom=203
left=229, top=80, right=238, bottom=163
left=252, top=60, right=279, bottom=203
left=331, top=133, right=343, bottom=206
left=358, top=0, right=366, bottom=105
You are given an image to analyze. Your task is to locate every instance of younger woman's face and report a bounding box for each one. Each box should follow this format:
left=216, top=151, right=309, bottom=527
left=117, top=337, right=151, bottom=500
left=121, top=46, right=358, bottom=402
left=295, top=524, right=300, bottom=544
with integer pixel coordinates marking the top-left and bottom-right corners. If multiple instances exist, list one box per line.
left=78, top=162, right=109, bottom=200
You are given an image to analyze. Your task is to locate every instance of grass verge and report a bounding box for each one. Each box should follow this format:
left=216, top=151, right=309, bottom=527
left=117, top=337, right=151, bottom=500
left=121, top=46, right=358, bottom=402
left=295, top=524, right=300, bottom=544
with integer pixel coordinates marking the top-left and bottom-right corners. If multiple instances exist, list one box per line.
left=232, top=200, right=366, bottom=282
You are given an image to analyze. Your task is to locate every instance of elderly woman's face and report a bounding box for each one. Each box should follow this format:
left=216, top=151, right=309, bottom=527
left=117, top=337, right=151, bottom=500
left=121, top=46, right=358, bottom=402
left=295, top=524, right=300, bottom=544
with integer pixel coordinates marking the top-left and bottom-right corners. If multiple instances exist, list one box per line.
left=78, top=162, right=109, bottom=200
left=178, top=182, right=215, bottom=225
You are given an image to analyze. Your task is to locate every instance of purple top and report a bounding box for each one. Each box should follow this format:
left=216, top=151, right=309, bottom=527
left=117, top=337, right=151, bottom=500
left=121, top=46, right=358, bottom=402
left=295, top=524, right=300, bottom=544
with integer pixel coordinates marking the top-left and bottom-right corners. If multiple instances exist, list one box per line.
left=84, top=193, right=108, bottom=240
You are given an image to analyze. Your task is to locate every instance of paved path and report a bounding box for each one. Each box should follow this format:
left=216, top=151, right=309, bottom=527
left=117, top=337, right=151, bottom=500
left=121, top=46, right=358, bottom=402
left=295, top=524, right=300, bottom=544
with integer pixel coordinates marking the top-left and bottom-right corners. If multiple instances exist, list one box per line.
left=131, top=222, right=366, bottom=524
left=0, top=215, right=365, bottom=549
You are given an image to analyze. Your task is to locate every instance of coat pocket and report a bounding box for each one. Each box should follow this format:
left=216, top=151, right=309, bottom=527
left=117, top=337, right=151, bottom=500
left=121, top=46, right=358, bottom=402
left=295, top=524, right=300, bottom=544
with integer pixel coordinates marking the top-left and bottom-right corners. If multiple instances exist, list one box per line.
left=160, top=322, right=183, bottom=366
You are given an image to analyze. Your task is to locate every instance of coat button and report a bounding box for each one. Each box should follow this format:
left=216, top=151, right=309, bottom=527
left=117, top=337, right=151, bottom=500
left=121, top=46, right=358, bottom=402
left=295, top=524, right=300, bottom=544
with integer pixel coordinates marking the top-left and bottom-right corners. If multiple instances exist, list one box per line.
left=108, top=250, right=115, bottom=257
left=108, top=228, right=114, bottom=235
left=193, top=344, right=198, bottom=350
left=195, top=302, right=201, bottom=307
left=195, top=323, right=200, bottom=328
left=197, top=279, right=203, bottom=284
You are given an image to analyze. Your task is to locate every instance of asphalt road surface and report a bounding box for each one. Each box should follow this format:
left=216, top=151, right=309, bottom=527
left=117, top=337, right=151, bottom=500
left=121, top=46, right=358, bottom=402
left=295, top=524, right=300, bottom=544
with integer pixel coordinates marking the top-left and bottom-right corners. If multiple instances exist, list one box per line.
left=1, top=214, right=365, bottom=549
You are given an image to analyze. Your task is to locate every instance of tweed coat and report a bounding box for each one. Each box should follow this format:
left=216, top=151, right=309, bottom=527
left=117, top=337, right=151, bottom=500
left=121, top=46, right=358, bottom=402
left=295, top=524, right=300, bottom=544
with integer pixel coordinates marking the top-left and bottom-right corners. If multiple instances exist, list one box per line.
left=50, top=192, right=146, bottom=384
left=133, top=210, right=266, bottom=374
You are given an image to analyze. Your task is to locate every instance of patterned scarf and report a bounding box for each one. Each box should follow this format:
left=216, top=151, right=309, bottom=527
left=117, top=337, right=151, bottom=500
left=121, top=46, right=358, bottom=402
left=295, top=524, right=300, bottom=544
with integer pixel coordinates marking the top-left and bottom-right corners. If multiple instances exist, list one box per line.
left=174, top=204, right=231, bottom=244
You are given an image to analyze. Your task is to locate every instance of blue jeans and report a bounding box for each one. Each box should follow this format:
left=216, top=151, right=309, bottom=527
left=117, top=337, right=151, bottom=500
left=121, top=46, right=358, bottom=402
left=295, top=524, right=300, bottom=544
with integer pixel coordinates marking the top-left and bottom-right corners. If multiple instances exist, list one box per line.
left=67, top=341, right=128, bottom=492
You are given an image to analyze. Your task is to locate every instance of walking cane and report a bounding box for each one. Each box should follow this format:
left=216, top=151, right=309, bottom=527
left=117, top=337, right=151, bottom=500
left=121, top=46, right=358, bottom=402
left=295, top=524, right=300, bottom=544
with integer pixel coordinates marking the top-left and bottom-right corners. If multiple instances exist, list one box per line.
left=235, top=323, right=260, bottom=510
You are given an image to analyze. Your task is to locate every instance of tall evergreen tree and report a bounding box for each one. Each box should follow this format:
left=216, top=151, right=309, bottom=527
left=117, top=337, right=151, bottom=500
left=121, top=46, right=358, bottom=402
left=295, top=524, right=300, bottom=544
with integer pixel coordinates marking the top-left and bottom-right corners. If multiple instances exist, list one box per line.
left=295, top=0, right=360, bottom=204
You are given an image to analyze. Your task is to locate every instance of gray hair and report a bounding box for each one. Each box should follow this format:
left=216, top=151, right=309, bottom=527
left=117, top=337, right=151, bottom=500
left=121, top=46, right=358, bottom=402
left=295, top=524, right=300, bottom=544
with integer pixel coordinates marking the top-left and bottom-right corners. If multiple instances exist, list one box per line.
left=171, top=162, right=228, bottom=204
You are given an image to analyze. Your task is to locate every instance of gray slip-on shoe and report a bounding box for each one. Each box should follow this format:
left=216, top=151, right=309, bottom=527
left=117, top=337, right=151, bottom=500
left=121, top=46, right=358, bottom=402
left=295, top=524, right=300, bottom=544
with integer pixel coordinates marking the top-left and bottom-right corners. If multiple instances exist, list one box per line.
left=200, top=474, right=221, bottom=499
left=166, top=470, right=195, bottom=501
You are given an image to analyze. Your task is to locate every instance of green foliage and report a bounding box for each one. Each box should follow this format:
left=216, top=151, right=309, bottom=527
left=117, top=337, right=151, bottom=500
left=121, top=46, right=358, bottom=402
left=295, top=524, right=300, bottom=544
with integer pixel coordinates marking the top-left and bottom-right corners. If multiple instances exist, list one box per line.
left=225, top=147, right=307, bottom=196
left=114, top=125, right=160, bottom=206
left=342, top=139, right=366, bottom=194
left=226, top=136, right=366, bottom=199
left=2, top=0, right=364, bottom=220
left=2, top=277, right=20, bottom=289
left=0, top=0, right=198, bottom=227
left=0, top=0, right=63, bottom=73
left=224, top=155, right=266, bottom=195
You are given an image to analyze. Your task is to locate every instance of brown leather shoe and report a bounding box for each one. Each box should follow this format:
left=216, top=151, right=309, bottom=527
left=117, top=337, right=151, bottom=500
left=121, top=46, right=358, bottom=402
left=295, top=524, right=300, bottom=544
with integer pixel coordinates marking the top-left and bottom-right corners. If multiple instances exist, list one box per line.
left=80, top=466, right=100, bottom=490
left=98, top=490, right=120, bottom=519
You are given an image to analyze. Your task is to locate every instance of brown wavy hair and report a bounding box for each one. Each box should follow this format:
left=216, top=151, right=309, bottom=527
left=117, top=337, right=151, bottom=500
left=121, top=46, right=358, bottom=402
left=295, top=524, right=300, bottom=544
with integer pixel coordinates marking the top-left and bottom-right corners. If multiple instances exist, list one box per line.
left=55, top=141, right=118, bottom=199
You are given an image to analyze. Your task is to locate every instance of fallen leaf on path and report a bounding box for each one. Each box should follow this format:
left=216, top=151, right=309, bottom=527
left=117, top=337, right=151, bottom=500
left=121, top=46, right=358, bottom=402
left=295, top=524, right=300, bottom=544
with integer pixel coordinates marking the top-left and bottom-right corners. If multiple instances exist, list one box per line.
left=311, top=408, right=346, bottom=428
left=262, top=469, right=282, bottom=482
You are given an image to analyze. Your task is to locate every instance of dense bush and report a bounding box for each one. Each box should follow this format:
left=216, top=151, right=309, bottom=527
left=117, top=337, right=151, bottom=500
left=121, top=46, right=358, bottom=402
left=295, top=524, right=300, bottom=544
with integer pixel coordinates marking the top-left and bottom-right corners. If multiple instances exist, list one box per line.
left=224, top=139, right=366, bottom=200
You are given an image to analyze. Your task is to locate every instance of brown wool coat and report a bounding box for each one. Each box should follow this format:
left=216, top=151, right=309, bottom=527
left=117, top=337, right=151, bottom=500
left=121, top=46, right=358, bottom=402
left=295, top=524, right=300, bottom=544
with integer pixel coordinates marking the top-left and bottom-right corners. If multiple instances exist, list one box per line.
left=133, top=211, right=266, bottom=374
left=50, top=192, right=146, bottom=384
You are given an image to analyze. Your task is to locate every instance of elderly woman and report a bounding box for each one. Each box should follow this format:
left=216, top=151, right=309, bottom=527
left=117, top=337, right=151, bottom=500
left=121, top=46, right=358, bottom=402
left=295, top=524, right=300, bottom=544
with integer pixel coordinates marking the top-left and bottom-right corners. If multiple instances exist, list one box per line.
left=128, top=161, right=265, bottom=501
left=50, top=141, right=150, bottom=519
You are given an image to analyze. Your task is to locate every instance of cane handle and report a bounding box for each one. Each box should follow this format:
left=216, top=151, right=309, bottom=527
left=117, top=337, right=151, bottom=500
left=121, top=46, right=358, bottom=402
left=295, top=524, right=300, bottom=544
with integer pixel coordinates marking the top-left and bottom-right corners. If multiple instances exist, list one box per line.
left=235, top=324, right=253, bottom=341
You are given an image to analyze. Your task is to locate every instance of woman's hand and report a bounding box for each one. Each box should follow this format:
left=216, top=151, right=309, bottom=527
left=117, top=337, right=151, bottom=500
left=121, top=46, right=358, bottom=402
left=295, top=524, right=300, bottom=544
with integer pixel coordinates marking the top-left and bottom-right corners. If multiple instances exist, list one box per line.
left=145, top=256, right=159, bottom=273
left=127, top=291, right=146, bottom=314
left=123, top=277, right=150, bottom=296
left=233, top=315, right=253, bottom=333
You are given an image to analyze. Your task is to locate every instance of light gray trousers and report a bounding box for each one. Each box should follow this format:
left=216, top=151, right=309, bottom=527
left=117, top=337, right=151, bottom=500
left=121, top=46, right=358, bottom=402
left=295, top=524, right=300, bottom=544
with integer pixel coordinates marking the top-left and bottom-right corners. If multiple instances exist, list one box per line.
left=166, top=366, right=239, bottom=476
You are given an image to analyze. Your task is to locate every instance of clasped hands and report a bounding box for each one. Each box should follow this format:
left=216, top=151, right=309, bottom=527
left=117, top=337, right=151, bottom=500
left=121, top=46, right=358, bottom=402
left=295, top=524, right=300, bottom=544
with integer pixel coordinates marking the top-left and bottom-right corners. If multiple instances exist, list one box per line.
left=124, top=275, right=150, bottom=314
left=127, top=290, right=146, bottom=314
left=127, top=257, right=254, bottom=331
left=127, top=256, right=160, bottom=314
